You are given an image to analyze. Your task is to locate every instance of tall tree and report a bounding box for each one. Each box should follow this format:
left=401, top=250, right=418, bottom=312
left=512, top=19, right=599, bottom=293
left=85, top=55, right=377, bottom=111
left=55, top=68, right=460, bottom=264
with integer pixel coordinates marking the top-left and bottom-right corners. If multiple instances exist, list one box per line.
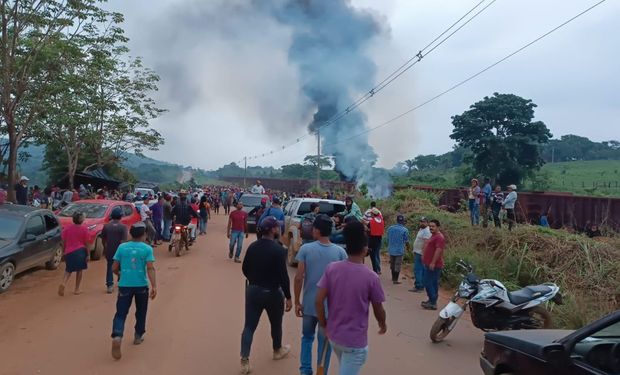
left=404, top=159, right=415, bottom=175
left=303, top=154, right=333, bottom=169
left=450, top=93, right=552, bottom=185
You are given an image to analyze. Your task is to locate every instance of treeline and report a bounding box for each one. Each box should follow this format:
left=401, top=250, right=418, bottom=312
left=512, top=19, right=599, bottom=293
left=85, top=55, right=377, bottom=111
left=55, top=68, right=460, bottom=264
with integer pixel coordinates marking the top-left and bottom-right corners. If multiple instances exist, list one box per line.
left=0, top=1, right=165, bottom=198
left=212, top=155, right=342, bottom=181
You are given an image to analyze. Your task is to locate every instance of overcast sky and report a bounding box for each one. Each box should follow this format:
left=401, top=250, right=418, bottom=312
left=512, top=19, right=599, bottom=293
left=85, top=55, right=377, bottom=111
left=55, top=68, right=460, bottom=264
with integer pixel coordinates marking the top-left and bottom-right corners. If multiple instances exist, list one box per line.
left=108, top=0, right=619, bottom=170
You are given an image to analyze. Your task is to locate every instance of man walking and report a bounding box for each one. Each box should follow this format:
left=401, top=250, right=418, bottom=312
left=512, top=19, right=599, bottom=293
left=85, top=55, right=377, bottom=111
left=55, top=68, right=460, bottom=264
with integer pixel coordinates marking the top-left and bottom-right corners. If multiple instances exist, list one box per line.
left=421, top=220, right=445, bottom=311
left=140, top=197, right=157, bottom=246
left=409, top=217, right=431, bottom=293
left=386, top=215, right=410, bottom=285
left=294, top=215, right=347, bottom=375
left=227, top=201, right=248, bottom=263
left=101, top=208, right=127, bottom=294
left=316, top=221, right=387, bottom=375
left=366, top=204, right=384, bottom=275
left=110, top=222, right=157, bottom=360
left=162, top=195, right=173, bottom=241
left=240, top=217, right=292, bottom=374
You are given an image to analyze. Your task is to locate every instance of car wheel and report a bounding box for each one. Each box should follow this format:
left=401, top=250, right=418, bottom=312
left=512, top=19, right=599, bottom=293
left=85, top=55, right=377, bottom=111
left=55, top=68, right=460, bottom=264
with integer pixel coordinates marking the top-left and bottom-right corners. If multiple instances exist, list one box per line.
left=0, top=263, right=16, bottom=293
left=91, top=236, right=103, bottom=261
left=46, top=246, right=63, bottom=270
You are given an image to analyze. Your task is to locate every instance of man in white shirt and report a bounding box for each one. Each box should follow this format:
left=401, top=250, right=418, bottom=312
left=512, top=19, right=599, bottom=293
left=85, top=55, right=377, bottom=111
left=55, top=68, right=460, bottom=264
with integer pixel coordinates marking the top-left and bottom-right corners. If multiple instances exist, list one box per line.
left=409, top=217, right=432, bottom=293
left=250, top=180, right=265, bottom=195
left=140, top=197, right=157, bottom=246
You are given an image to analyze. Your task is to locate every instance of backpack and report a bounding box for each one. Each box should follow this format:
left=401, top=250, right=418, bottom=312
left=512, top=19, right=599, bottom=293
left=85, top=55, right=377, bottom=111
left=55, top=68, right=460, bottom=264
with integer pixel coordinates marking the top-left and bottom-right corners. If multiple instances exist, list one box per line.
left=300, top=215, right=315, bottom=241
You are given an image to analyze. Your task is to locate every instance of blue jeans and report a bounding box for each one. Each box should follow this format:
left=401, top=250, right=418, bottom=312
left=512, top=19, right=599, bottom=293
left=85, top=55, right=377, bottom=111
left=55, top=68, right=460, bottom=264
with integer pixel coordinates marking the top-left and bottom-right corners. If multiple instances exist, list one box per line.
left=368, top=236, right=382, bottom=274
left=300, top=315, right=332, bottom=375
left=469, top=200, right=480, bottom=225
left=111, top=286, right=149, bottom=338
left=229, top=230, right=245, bottom=258
left=106, top=258, right=117, bottom=287
left=424, top=266, right=442, bottom=305
left=331, top=343, right=368, bottom=375
left=240, top=285, right=284, bottom=359
left=199, top=217, right=208, bottom=234
left=413, top=253, right=425, bottom=290
left=163, top=219, right=172, bottom=240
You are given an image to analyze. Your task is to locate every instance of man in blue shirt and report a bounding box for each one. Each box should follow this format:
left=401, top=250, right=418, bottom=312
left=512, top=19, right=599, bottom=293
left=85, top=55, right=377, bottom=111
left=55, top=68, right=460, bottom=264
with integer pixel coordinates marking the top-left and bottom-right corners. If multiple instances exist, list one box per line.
left=258, top=197, right=286, bottom=236
left=294, top=214, right=347, bottom=375
left=386, top=215, right=410, bottom=285
left=110, top=222, right=157, bottom=360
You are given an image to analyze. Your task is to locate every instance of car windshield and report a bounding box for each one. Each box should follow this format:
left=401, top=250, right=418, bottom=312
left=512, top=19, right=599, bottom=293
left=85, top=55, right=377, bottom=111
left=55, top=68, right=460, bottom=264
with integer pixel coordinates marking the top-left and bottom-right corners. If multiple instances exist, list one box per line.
left=297, top=202, right=346, bottom=216
left=59, top=203, right=108, bottom=219
left=591, top=321, right=620, bottom=338
left=0, top=216, right=22, bottom=239
left=240, top=195, right=265, bottom=207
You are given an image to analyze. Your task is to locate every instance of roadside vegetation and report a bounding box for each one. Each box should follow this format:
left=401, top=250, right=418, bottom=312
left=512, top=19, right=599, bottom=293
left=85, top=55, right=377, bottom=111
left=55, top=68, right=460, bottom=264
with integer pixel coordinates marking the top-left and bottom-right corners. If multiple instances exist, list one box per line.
left=375, top=189, right=620, bottom=329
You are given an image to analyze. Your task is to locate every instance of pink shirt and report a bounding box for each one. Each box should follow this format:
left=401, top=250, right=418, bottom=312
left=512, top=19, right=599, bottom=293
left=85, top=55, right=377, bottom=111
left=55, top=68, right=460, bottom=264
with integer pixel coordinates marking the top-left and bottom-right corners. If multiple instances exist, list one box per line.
left=61, top=224, right=89, bottom=255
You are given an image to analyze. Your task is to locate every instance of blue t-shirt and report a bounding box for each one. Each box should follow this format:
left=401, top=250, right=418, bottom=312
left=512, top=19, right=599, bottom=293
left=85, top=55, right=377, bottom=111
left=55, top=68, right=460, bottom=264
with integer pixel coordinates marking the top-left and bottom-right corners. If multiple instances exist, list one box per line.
left=113, top=241, right=155, bottom=287
left=259, top=206, right=286, bottom=233
left=386, top=224, right=410, bottom=256
left=295, top=241, right=347, bottom=317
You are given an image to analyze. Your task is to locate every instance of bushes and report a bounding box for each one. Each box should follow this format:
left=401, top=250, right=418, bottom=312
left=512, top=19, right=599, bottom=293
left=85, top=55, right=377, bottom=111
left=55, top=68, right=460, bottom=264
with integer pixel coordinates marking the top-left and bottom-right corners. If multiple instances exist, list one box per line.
left=377, top=190, right=620, bottom=329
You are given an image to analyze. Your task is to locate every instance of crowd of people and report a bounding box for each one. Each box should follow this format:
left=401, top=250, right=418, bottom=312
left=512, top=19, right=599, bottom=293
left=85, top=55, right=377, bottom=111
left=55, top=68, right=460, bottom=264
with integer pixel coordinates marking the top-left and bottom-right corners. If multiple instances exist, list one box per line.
left=467, top=178, right=519, bottom=231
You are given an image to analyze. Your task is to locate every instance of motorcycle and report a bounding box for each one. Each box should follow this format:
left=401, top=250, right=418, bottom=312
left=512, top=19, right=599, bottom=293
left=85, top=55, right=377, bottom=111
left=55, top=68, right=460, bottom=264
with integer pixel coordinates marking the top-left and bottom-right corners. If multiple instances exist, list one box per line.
left=168, top=224, right=190, bottom=257
left=430, top=260, right=563, bottom=343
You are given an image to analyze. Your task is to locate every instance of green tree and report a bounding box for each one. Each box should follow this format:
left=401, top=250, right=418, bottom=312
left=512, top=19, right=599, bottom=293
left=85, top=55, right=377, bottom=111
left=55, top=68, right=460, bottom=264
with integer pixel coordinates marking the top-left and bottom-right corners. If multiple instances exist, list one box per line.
left=303, top=155, right=333, bottom=169
left=281, top=163, right=307, bottom=178
left=450, top=93, right=552, bottom=185
left=404, top=159, right=415, bottom=175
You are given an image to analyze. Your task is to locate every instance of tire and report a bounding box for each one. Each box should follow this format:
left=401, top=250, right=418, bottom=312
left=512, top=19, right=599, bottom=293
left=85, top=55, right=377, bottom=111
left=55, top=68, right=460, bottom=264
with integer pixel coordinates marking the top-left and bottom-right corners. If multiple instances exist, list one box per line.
left=527, top=306, right=552, bottom=329
left=91, top=236, right=103, bottom=261
left=175, top=237, right=182, bottom=257
left=46, top=246, right=63, bottom=270
left=0, top=263, right=16, bottom=293
left=430, top=317, right=456, bottom=343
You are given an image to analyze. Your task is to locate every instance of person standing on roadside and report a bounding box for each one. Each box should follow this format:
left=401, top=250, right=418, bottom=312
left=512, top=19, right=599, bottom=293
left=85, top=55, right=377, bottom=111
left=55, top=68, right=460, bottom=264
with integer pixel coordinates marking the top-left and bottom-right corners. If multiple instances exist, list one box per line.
left=101, top=207, right=127, bottom=294
left=110, top=222, right=157, bottom=360
left=490, top=185, right=504, bottom=228
left=227, top=201, right=249, bottom=263
left=468, top=179, right=481, bottom=226
left=162, top=195, right=173, bottom=241
left=15, top=176, right=29, bottom=205
left=367, top=204, right=384, bottom=275
left=421, top=220, right=445, bottom=311
left=151, top=196, right=164, bottom=245
left=386, top=215, right=410, bottom=285
left=316, top=221, right=387, bottom=375
left=58, top=212, right=90, bottom=296
left=503, top=184, right=518, bottom=231
left=481, top=178, right=493, bottom=228
left=294, top=215, right=347, bottom=375
left=198, top=196, right=211, bottom=235
left=140, top=197, right=157, bottom=246
left=408, top=217, right=431, bottom=293
left=239, top=217, right=292, bottom=374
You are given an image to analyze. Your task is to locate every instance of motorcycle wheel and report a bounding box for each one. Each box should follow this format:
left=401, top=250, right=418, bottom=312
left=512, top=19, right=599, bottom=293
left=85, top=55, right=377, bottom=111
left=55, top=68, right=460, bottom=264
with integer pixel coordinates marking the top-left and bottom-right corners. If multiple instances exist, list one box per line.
left=175, top=238, right=182, bottom=257
left=430, top=317, right=455, bottom=343
left=526, top=306, right=552, bottom=329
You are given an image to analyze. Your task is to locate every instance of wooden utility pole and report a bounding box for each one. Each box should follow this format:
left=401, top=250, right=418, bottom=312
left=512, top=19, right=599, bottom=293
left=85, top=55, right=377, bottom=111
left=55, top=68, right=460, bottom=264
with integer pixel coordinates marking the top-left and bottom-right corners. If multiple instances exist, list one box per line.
left=316, top=129, right=321, bottom=191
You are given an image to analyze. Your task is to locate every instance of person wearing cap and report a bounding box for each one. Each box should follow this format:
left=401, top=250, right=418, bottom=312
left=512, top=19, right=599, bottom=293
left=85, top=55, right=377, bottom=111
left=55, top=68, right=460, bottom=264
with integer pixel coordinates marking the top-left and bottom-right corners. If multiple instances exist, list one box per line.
left=110, top=222, right=157, bottom=360
left=239, top=216, right=292, bottom=374
left=366, top=202, right=385, bottom=275
left=58, top=211, right=90, bottom=296
left=503, top=184, right=518, bottom=231
left=250, top=180, right=265, bottom=195
left=258, top=197, right=285, bottom=236
left=386, top=215, right=410, bottom=285
left=468, top=178, right=481, bottom=226
left=409, top=217, right=431, bottom=293
left=14, top=176, right=29, bottom=205
left=101, top=207, right=128, bottom=294
left=294, top=214, right=347, bottom=375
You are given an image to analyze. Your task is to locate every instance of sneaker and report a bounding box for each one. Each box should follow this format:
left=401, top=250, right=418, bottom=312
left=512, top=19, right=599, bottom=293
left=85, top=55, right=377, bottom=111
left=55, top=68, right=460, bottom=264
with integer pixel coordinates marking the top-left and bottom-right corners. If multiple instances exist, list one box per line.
left=393, top=280, right=402, bottom=285
left=229, top=249, right=233, bottom=259
left=106, top=286, right=114, bottom=294
left=423, top=304, right=438, bottom=311
left=133, top=333, right=144, bottom=345
left=421, top=300, right=431, bottom=307
left=409, top=288, right=424, bottom=293
left=240, top=358, right=251, bottom=374
left=111, top=337, right=122, bottom=360
left=234, top=258, right=242, bottom=264
left=273, top=344, right=291, bottom=360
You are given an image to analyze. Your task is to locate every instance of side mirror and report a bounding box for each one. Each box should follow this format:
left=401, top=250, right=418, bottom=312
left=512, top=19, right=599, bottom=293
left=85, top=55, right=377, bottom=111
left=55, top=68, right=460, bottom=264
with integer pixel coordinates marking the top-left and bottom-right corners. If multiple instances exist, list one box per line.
left=542, top=344, right=570, bottom=369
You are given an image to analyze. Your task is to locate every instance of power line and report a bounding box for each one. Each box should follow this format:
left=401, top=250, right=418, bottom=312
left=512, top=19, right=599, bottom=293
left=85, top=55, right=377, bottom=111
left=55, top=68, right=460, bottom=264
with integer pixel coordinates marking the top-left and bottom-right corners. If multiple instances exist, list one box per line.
left=308, top=0, right=609, bottom=152
left=234, top=0, right=498, bottom=163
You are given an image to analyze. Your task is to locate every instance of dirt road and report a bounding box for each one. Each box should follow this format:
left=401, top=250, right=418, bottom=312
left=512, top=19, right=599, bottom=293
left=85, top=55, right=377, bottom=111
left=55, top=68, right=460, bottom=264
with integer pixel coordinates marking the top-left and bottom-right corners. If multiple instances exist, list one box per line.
left=0, top=214, right=484, bottom=375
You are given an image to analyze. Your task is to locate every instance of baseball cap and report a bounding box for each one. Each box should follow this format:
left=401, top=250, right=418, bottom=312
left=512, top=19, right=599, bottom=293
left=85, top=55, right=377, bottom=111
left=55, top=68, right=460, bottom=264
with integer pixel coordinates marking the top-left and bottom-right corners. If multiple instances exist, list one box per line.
left=397, top=215, right=405, bottom=223
left=508, top=184, right=517, bottom=190
left=20, top=176, right=29, bottom=181
left=259, top=216, right=279, bottom=232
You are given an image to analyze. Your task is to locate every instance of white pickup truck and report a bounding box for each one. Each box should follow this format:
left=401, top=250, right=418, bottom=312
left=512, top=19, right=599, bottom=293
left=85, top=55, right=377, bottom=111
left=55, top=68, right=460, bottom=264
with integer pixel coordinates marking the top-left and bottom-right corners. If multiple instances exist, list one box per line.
left=281, top=198, right=346, bottom=266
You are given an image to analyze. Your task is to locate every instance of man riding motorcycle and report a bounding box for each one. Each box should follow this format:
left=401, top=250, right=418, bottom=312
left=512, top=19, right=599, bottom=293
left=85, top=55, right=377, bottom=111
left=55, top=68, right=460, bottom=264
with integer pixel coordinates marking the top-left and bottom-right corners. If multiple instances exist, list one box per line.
left=172, top=190, right=199, bottom=244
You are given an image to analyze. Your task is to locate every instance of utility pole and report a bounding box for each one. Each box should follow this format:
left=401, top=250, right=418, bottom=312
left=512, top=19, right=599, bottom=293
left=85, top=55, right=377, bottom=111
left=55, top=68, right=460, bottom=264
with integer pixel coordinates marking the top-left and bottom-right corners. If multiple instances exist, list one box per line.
left=316, top=129, right=321, bottom=191
left=243, top=156, right=247, bottom=189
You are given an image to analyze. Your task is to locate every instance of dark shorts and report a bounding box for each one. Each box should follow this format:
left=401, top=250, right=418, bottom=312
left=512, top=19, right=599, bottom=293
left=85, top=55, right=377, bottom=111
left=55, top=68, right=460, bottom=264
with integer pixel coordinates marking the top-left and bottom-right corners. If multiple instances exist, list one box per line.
left=65, top=248, right=88, bottom=273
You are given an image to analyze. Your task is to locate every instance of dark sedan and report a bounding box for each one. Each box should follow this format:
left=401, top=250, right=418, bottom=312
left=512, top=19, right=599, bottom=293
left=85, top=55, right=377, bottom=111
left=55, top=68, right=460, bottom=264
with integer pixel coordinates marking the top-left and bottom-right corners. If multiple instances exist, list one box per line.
left=481, top=310, right=620, bottom=375
left=0, top=205, right=63, bottom=293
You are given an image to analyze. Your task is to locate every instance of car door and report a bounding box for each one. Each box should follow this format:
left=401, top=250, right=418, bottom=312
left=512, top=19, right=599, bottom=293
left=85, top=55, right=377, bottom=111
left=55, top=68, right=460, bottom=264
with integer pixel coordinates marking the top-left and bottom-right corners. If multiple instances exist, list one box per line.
left=18, top=215, right=47, bottom=271
left=41, top=213, right=62, bottom=260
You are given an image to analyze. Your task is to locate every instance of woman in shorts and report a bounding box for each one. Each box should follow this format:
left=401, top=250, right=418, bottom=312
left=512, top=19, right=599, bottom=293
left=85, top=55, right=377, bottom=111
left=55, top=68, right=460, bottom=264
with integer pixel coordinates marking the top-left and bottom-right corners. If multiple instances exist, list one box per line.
left=58, top=211, right=90, bottom=296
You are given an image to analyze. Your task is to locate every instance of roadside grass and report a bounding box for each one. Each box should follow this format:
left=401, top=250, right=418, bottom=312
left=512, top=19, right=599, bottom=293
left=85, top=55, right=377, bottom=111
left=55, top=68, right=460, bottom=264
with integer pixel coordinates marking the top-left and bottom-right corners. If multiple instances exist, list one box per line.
left=377, top=189, right=620, bottom=329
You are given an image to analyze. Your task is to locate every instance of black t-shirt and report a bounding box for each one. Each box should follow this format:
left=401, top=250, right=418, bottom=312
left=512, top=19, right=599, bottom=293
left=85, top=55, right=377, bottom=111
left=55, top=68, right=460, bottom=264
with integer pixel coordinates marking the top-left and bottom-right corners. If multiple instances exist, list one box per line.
left=101, top=220, right=127, bottom=259
left=15, top=184, right=27, bottom=205
left=242, top=239, right=291, bottom=299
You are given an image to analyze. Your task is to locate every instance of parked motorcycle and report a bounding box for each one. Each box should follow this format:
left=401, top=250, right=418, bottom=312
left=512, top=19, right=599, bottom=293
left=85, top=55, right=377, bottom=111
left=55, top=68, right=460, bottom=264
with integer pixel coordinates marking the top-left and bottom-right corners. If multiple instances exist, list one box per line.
left=168, top=224, right=190, bottom=257
left=430, top=260, right=563, bottom=343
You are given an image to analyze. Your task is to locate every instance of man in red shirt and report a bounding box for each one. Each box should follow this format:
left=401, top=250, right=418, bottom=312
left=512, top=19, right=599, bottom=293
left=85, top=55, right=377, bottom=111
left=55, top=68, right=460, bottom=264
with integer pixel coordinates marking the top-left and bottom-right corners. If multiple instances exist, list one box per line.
left=227, top=201, right=249, bottom=263
left=421, top=219, right=445, bottom=310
